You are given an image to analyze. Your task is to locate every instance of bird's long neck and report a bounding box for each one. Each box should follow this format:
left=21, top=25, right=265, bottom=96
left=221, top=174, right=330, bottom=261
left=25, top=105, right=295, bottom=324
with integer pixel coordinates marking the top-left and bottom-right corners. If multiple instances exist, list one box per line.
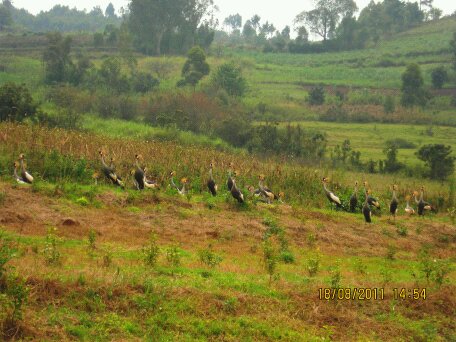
left=135, top=159, right=142, bottom=171
left=171, top=176, right=178, bottom=190
left=19, top=158, right=26, bottom=173
left=14, top=165, right=19, bottom=179
left=209, top=167, right=213, bottom=181
left=420, top=189, right=424, bottom=202
left=353, top=184, right=358, bottom=196
left=392, top=189, right=397, bottom=201
left=181, top=182, right=186, bottom=193
left=364, top=188, right=369, bottom=205
left=259, top=179, right=264, bottom=190
left=323, top=182, right=329, bottom=193
left=101, top=154, right=108, bottom=168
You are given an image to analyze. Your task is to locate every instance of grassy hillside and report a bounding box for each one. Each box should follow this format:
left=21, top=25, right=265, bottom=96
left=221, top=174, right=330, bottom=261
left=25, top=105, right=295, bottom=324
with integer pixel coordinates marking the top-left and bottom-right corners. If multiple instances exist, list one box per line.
left=0, top=119, right=455, bottom=340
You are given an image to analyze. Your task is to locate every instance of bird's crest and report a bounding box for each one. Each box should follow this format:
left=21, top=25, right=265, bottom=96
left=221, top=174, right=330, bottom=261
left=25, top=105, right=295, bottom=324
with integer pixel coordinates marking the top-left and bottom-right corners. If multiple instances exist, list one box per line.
left=259, top=174, right=265, bottom=180
left=247, top=185, right=254, bottom=192
left=413, top=190, right=419, bottom=196
left=181, top=178, right=188, bottom=184
left=170, top=171, right=176, bottom=177
left=233, top=170, right=239, bottom=176
left=278, top=191, right=285, bottom=198
left=19, top=153, right=25, bottom=160
left=228, top=162, right=234, bottom=168
left=355, top=181, right=358, bottom=185
left=13, top=161, right=19, bottom=168
left=405, top=195, right=411, bottom=200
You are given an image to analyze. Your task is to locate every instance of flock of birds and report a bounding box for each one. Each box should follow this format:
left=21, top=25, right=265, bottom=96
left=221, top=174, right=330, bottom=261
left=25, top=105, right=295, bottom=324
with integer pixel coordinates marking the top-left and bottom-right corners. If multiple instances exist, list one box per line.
left=12, top=152, right=436, bottom=223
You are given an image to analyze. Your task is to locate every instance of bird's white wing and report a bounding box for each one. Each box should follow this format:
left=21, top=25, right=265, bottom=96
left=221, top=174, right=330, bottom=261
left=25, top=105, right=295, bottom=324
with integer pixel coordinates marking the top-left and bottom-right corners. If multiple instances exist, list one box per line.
left=330, top=192, right=341, bottom=205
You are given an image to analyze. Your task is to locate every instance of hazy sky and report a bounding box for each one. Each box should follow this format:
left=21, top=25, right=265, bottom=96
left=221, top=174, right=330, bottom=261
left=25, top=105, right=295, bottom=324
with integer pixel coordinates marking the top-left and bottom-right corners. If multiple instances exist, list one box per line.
left=12, top=0, right=456, bottom=32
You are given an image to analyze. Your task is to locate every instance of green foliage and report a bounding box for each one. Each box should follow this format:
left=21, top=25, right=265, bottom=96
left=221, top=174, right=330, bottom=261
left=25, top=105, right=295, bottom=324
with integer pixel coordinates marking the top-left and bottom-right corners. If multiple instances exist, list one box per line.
left=262, top=238, right=278, bottom=284
left=383, top=95, right=396, bottom=114
left=396, top=225, right=408, bottom=237
left=308, top=85, right=325, bottom=105
left=43, top=32, right=73, bottom=84
left=43, top=227, right=61, bottom=266
left=165, top=245, right=182, bottom=267
left=386, top=244, right=397, bottom=260
left=416, top=144, right=455, bottom=181
left=0, top=2, right=12, bottom=31
left=211, top=62, right=247, bottom=97
left=93, top=32, right=104, bottom=47
left=383, top=142, right=403, bottom=173
left=418, top=247, right=452, bottom=287
left=132, top=72, right=159, bottom=93
left=142, top=233, right=160, bottom=267
left=450, top=31, right=456, bottom=71
left=0, top=233, right=14, bottom=278
left=306, top=252, right=321, bottom=277
left=401, top=63, right=427, bottom=107
left=430, top=66, right=448, bottom=89
left=0, top=82, right=37, bottom=122
left=328, top=261, right=342, bottom=289
left=178, top=46, right=210, bottom=87
left=198, top=245, right=223, bottom=268
left=88, top=228, right=96, bottom=254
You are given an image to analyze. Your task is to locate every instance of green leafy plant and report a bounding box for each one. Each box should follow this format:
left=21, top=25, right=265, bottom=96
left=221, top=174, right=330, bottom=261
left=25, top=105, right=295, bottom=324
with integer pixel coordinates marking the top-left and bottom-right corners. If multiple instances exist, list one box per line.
left=306, top=252, right=321, bottom=277
left=328, top=261, right=341, bottom=289
left=43, top=227, right=61, bottom=266
left=198, top=245, right=223, bottom=269
left=142, top=233, right=160, bottom=267
left=166, top=245, right=182, bottom=267
left=262, top=238, right=278, bottom=284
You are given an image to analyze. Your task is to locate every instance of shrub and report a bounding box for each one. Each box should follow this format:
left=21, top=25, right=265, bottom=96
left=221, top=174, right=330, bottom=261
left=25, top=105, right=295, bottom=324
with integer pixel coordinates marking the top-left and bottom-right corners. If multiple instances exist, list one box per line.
left=0, top=83, right=37, bottom=122
left=383, top=95, right=395, bottom=114
left=308, top=86, right=325, bottom=105
left=43, top=227, right=61, bottom=266
left=262, top=238, right=278, bottom=284
left=198, top=245, right=223, bottom=268
left=211, top=62, right=247, bottom=97
left=165, top=245, right=182, bottom=267
left=142, top=233, right=160, bottom=267
left=132, top=72, right=159, bottom=93
left=401, top=63, right=428, bottom=107
left=416, top=144, right=455, bottom=181
left=431, top=66, right=448, bottom=89
left=177, top=46, right=210, bottom=87
left=306, top=253, right=321, bottom=277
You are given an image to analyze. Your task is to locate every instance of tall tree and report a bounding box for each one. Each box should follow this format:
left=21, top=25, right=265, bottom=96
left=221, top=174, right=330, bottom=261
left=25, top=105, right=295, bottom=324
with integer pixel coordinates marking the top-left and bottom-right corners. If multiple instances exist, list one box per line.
left=295, top=0, right=357, bottom=41
left=128, top=0, right=214, bottom=55
left=105, top=3, right=116, bottom=18
left=223, top=13, right=242, bottom=33
left=0, top=1, right=12, bottom=31
left=43, top=32, right=73, bottom=83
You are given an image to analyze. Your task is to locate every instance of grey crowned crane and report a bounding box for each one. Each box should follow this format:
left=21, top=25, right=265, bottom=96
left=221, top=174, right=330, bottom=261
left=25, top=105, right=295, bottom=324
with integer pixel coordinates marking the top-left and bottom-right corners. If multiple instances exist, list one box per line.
left=143, top=168, right=159, bottom=189
left=99, top=151, right=124, bottom=188
left=227, top=162, right=234, bottom=191
left=363, top=181, right=380, bottom=209
left=248, top=185, right=262, bottom=198
left=414, top=186, right=435, bottom=216
left=405, top=195, right=415, bottom=216
left=363, top=188, right=372, bottom=223
left=258, top=174, right=276, bottom=204
left=18, top=154, right=33, bottom=184
left=207, top=162, right=217, bottom=196
left=133, top=154, right=145, bottom=190
left=13, top=161, right=27, bottom=184
left=322, top=177, right=341, bottom=208
left=349, top=181, right=359, bottom=212
left=169, top=171, right=188, bottom=195
left=389, top=185, right=399, bottom=221
left=230, top=173, right=244, bottom=203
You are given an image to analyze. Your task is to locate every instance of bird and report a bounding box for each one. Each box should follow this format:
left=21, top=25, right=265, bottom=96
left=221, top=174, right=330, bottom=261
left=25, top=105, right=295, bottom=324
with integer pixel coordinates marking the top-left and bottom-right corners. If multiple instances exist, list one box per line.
left=99, top=150, right=124, bottom=188
left=169, top=171, right=188, bottom=195
left=277, top=191, right=285, bottom=204
left=18, top=153, right=33, bottom=184
left=207, top=162, right=217, bottom=196
left=349, top=181, right=359, bottom=212
left=227, top=162, right=234, bottom=191
left=13, top=161, right=27, bottom=184
left=143, top=167, right=159, bottom=189
left=363, top=181, right=380, bottom=209
left=405, top=195, right=415, bottom=215
left=322, top=177, right=341, bottom=208
left=230, top=173, right=244, bottom=203
left=414, top=186, right=435, bottom=216
left=258, top=174, right=276, bottom=204
left=248, top=185, right=262, bottom=198
left=133, top=154, right=145, bottom=190
left=389, top=185, right=399, bottom=221
left=363, top=188, right=372, bottom=223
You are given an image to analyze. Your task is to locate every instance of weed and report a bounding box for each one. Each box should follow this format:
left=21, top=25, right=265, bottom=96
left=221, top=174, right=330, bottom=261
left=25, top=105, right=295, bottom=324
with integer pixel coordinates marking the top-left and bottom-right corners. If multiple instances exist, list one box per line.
left=307, top=232, right=317, bottom=248
left=103, top=251, right=113, bottom=268
left=88, top=228, right=96, bottom=255
left=43, top=227, right=61, bottom=266
left=77, top=273, right=86, bottom=286
left=380, top=265, right=393, bottom=285
left=386, top=244, right=397, bottom=260
left=198, top=245, right=223, bottom=268
left=328, top=261, right=341, bottom=289
left=396, top=225, right=408, bottom=237
left=222, top=297, right=238, bottom=314
left=448, top=207, right=455, bottom=225
left=262, top=238, right=278, bottom=284
left=76, top=196, right=89, bottom=206
left=280, top=250, right=295, bottom=264
left=165, top=245, right=182, bottom=267
left=418, top=248, right=433, bottom=283
left=306, top=252, right=321, bottom=277
left=432, top=260, right=452, bottom=288
left=143, top=233, right=160, bottom=267
left=353, top=258, right=367, bottom=275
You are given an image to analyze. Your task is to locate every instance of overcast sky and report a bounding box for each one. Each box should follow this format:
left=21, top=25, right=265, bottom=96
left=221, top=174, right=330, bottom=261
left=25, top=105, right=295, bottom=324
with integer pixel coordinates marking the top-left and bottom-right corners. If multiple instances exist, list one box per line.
left=12, top=0, right=456, bottom=32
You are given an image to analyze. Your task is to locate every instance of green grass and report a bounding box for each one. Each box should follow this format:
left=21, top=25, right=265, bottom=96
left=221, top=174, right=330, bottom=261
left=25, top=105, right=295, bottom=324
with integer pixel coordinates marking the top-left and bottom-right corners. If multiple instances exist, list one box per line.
left=82, top=115, right=238, bottom=153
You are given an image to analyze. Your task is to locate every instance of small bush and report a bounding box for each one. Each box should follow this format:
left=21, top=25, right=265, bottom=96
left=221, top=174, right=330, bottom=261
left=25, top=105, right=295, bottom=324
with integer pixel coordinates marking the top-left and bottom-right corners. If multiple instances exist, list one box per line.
left=165, top=245, right=182, bottom=267
left=386, top=244, right=397, bottom=260
left=308, top=86, right=325, bottom=105
left=198, top=245, right=222, bottom=268
left=142, top=233, right=160, bottom=267
left=262, top=238, right=278, bottom=284
left=43, top=227, right=61, bottom=266
left=328, top=262, right=341, bottom=289
left=306, top=253, right=321, bottom=277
